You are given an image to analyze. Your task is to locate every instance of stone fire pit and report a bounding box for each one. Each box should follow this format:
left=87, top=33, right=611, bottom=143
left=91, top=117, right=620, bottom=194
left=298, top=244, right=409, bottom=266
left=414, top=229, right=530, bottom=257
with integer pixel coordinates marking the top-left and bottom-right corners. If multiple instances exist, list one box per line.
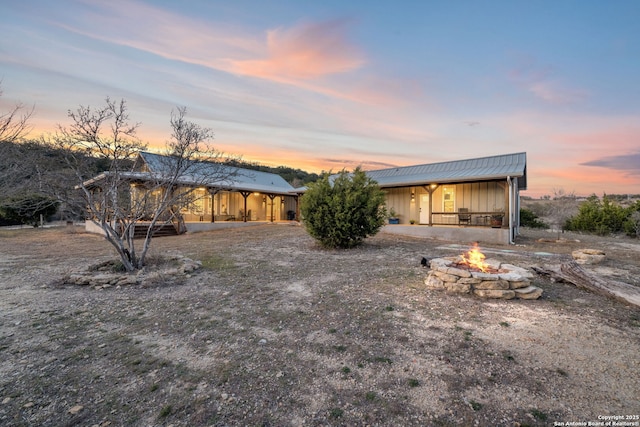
left=425, top=256, right=543, bottom=300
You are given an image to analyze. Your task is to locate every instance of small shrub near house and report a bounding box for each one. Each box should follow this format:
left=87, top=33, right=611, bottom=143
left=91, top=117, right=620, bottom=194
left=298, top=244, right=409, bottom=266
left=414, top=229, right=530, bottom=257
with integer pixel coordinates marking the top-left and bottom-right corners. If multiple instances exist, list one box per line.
left=519, top=208, right=547, bottom=229
left=300, top=167, right=387, bottom=249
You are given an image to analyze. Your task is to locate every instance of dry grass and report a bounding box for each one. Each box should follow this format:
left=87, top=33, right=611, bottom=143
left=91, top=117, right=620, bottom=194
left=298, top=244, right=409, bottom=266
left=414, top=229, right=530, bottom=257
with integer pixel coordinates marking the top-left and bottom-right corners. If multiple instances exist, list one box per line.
left=0, top=224, right=639, bottom=426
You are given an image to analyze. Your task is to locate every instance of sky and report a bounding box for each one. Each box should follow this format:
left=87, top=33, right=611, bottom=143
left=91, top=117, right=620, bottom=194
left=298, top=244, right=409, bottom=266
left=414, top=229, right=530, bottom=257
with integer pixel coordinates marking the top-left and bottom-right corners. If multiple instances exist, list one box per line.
left=1, top=0, right=639, bottom=198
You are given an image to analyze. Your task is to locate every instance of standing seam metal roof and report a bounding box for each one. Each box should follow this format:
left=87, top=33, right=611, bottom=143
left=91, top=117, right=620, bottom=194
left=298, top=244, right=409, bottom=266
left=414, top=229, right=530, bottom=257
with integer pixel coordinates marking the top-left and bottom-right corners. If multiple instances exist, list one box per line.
left=365, top=152, right=527, bottom=189
left=138, top=152, right=295, bottom=195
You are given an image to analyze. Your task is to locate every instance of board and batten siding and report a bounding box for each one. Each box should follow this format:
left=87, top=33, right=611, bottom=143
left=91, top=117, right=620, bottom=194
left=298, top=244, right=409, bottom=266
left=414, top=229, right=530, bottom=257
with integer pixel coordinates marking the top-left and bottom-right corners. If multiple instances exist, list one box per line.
left=383, top=180, right=508, bottom=225
left=384, top=187, right=414, bottom=222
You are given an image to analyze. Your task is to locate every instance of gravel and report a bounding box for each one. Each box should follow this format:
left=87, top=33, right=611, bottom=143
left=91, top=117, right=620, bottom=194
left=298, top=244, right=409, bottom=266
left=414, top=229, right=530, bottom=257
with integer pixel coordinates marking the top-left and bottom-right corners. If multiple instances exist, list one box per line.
left=0, top=224, right=639, bottom=426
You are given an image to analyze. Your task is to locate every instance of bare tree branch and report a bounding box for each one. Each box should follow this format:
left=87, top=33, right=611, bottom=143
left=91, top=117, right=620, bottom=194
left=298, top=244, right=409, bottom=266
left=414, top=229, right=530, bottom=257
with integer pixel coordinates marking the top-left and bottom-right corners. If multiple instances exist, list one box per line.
left=0, top=83, right=34, bottom=143
left=50, top=99, right=238, bottom=272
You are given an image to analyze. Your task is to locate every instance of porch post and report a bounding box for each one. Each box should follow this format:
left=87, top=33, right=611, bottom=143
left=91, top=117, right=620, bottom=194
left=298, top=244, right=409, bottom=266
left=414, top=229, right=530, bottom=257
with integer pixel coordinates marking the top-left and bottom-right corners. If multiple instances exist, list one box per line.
left=504, top=179, right=510, bottom=229
left=267, top=194, right=277, bottom=222
left=423, top=184, right=438, bottom=227
left=240, top=191, right=251, bottom=222
left=207, top=188, right=220, bottom=222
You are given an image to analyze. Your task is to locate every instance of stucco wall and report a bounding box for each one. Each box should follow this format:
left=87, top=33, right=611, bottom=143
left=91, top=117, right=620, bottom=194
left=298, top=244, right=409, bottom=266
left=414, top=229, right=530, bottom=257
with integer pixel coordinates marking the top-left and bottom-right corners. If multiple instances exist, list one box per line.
left=381, top=224, right=511, bottom=245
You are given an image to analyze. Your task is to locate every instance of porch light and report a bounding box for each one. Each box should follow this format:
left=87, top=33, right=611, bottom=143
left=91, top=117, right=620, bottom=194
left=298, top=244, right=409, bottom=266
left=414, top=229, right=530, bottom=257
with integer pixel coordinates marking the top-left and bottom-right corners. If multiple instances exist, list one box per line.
left=411, top=191, right=415, bottom=202
left=281, top=196, right=285, bottom=204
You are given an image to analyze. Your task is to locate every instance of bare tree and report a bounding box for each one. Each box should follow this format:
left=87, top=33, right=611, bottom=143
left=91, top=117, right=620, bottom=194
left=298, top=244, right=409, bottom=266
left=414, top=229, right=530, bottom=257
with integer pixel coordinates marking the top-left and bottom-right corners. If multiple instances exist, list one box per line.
left=130, top=107, right=239, bottom=268
left=50, top=99, right=237, bottom=272
left=547, top=188, right=578, bottom=239
left=0, top=85, right=61, bottom=225
left=0, top=82, right=34, bottom=143
left=0, top=83, right=36, bottom=202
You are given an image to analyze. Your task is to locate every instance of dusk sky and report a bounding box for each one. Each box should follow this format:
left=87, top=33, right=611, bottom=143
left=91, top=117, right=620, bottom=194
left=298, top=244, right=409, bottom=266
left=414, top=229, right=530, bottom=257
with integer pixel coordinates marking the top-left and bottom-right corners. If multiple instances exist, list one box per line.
left=1, top=0, right=639, bottom=197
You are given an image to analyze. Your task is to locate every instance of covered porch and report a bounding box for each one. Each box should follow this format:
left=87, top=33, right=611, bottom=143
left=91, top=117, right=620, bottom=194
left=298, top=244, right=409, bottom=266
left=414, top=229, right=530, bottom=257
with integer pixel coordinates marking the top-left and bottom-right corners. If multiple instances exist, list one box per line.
left=365, top=152, right=527, bottom=245
left=178, top=188, right=299, bottom=224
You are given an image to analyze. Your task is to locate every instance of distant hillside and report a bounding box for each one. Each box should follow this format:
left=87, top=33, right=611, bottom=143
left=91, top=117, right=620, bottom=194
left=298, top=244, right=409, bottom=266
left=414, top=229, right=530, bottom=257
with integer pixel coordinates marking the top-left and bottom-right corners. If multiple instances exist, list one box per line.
left=0, top=140, right=320, bottom=217
left=223, top=159, right=320, bottom=187
left=0, top=140, right=321, bottom=225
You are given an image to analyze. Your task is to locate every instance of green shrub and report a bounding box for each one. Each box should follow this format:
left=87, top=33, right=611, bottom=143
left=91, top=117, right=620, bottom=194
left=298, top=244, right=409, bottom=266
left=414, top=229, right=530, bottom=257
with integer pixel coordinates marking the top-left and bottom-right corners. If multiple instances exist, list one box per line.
left=0, top=193, right=59, bottom=227
left=565, top=195, right=637, bottom=236
left=519, top=208, right=547, bottom=228
left=623, top=203, right=640, bottom=237
left=300, top=167, right=386, bottom=248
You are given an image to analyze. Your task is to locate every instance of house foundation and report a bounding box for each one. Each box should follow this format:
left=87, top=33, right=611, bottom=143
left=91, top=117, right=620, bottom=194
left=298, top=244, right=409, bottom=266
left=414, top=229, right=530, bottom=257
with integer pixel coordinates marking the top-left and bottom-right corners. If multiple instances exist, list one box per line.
left=381, top=224, right=512, bottom=245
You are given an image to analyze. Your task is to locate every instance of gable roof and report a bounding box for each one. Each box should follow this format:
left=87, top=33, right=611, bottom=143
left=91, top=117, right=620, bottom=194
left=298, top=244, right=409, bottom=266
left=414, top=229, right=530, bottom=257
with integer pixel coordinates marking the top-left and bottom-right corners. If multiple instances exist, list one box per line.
left=135, top=151, right=295, bottom=195
left=366, top=152, right=527, bottom=189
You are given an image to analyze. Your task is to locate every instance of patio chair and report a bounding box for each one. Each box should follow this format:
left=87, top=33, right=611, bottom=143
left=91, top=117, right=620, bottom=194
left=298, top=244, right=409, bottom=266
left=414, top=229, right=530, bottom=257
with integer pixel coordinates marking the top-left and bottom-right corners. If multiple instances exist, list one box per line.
left=239, top=209, right=252, bottom=221
left=458, top=208, right=471, bottom=225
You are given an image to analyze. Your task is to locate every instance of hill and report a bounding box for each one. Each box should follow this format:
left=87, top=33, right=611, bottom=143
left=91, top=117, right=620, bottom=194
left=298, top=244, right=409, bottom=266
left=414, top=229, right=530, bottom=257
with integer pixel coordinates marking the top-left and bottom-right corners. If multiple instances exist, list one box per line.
left=0, top=140, right=320, bottom=225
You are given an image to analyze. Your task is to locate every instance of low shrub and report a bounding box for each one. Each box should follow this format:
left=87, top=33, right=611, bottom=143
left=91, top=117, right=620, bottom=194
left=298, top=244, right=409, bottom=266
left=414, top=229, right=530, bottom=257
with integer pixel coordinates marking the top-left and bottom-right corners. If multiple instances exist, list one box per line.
left=519, top=208, right=547, bottom=228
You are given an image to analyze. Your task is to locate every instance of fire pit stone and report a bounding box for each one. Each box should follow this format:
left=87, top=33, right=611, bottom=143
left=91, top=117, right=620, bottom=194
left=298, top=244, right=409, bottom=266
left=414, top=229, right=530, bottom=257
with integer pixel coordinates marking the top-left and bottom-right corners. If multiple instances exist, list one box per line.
left=572, top=249, right=606, bottom=265
left=425, top=256, right=543, bottom=300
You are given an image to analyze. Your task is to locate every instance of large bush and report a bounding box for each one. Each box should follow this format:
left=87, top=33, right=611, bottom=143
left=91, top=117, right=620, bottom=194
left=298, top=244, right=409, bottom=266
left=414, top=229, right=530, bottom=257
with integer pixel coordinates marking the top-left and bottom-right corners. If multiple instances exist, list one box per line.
left=565, top=195, right=639, bottom=237
left=624, top=209, right=640, bottom=238
left=300, top=167, right=386, bottom=248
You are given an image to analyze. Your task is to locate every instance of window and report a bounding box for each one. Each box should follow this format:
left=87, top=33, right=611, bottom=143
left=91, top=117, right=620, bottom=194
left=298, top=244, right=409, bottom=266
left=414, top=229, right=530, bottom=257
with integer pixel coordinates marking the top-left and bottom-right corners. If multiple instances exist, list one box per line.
left=442, top=186, right=455, bottom=213
left=180, top=188, right=208, bottom=215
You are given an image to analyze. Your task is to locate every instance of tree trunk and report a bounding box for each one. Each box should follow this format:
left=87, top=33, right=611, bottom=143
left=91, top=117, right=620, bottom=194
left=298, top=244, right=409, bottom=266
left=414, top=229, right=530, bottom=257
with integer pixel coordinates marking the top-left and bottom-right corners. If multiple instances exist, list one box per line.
left=98, top=220, right=136, bottom=272
left=533, top=261, right=640, bottom=307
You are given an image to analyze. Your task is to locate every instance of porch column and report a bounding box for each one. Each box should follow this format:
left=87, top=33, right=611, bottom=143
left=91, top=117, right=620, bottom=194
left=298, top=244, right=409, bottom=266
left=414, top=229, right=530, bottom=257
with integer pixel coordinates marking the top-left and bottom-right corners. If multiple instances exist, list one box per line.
left=207, top=188, right=220, bottom=222
left=267, top=194, right=277, bottom=222
left=239, top=191, right=251, bottom=222
left=422, top=184, right=438, bottom=227
left=504, top=180, right=510, bottom=229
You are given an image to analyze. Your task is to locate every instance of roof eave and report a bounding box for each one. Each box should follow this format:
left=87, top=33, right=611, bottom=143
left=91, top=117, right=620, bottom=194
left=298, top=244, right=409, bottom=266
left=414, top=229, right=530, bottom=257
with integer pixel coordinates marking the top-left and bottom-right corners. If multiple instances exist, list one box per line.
left=376, top=173, right=526, bottom=188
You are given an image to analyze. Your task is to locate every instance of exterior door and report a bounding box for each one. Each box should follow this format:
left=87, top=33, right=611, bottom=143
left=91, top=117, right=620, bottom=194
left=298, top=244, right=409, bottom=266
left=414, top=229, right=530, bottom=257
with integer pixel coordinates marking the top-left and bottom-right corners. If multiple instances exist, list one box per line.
left=419, top=194, right=430, bottom=224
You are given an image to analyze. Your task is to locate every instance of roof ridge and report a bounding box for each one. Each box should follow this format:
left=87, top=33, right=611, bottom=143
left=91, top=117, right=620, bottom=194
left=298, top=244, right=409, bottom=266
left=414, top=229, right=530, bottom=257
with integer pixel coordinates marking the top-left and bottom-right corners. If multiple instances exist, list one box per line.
left=367, top=152, right=526, bottom=174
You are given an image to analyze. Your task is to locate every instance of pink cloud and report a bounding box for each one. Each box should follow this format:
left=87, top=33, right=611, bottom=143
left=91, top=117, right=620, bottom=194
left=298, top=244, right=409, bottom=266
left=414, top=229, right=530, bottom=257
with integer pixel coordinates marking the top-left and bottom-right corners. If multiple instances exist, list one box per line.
left=53, top=2, right=387, bottom=105
left=508, top=57, right=588, bottom=105
left=55, top=0, right=262, bottom=70
left=227, top=19, right=365, bottom=81
left=528, top=81, right=589, bottom=104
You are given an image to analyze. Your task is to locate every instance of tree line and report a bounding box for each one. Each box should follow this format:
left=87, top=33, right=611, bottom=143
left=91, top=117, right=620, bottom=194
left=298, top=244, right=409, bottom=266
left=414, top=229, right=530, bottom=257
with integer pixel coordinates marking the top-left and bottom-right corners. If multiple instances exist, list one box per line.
left=0, top=139, right=320, bottom=227
left=0, top=88, right=361, bottom=272
left=0, top=85, right=318, bottom=228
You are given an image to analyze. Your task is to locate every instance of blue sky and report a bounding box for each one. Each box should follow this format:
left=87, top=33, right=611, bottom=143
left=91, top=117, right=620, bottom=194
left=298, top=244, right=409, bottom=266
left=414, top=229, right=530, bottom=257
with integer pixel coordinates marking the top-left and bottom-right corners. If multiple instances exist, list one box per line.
left=1, top=0, right=639, bottom=197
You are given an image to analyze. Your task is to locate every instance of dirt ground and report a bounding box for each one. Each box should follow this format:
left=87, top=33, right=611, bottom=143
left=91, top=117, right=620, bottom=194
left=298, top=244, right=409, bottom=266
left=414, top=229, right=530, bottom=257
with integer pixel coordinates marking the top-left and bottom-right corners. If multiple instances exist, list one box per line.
left=0, top=224, right=639, bottom=427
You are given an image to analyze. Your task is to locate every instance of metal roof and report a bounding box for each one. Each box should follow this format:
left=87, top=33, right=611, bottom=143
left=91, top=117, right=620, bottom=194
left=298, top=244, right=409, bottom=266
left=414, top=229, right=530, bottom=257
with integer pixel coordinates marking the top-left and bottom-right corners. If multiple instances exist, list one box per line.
left=135, top=152, right=295, bottom=195
left=366, top=152, right=527, bottom=189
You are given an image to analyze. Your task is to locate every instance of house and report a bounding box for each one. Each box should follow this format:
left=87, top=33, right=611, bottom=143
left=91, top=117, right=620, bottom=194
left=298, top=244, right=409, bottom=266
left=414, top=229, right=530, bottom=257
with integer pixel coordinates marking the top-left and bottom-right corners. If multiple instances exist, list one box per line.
left=84, top=150, right=526, bottom=244
left=366, top=152, right=527, bottom=244
left=83, top=151, right=299, bottom=235
left=136, top=152, right=298, bottom=226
